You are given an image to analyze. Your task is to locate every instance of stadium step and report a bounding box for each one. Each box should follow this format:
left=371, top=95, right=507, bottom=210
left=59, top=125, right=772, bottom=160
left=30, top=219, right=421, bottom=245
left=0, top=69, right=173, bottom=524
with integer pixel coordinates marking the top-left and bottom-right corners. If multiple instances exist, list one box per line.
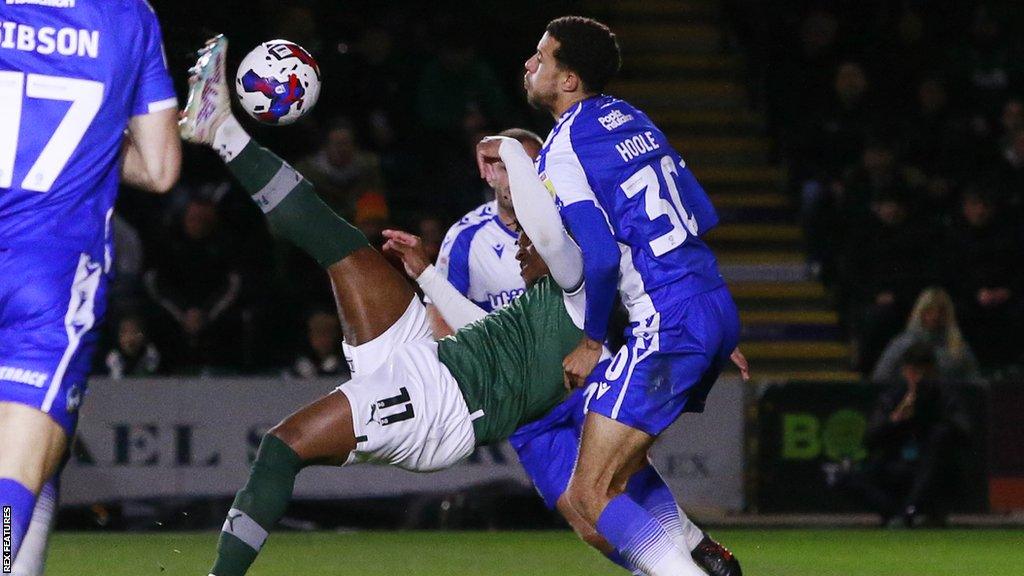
left=590, top=0, right=720, bottom=22
left=594, top=0, right=851, bottom=378
left=740, top=310, right=843, bottom=342
left=648, top=109, right=763, bottom=137
left=611, top=79, right=746, bottom=110
left=692, top=166, right=785, bottom=191
left=741, top=342, right=852, bottom=372
left=710, top=192, right=794, bottom=225
left=673, top=136, right=771, bottom=166
left=623, top=54, right=742, bottom=81
left=728, top=282, right=832, bottom=312
left=705, top=223, right=803, bottom=249
left=746, top=370, right=863, bottom=383
left=613, top=23, right=723, bottom=54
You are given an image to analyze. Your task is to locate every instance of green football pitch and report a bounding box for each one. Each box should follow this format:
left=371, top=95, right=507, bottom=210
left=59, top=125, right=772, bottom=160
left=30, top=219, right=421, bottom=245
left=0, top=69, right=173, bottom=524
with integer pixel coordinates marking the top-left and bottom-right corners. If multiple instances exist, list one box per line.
left=44, top=529, right=1020, bottom=575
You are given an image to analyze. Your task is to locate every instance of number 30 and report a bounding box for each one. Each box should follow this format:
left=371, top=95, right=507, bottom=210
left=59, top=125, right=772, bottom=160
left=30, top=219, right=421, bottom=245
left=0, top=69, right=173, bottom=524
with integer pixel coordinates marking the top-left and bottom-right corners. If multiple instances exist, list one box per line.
left=620, top=155, right=699, bottom=257
left=0, top=71, right=104, bottom=192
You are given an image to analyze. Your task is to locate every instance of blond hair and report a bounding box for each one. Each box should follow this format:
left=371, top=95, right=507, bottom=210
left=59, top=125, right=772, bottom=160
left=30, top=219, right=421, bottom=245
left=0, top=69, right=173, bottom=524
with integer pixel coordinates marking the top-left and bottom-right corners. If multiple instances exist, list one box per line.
left=906, top=287, right=967, bottom=360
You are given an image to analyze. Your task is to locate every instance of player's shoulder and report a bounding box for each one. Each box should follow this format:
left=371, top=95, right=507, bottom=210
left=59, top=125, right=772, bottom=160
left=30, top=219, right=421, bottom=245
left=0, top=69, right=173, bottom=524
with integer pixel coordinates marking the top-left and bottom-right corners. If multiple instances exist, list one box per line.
left=439, top=201, right=498, bottom=256
left=575, top=95, right=656, bottom=137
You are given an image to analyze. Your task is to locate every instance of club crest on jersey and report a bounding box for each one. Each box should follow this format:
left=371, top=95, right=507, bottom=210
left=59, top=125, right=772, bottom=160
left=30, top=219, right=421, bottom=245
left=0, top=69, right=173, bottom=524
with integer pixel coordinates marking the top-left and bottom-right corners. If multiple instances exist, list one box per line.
left=240, top=70, right=305, bottom=124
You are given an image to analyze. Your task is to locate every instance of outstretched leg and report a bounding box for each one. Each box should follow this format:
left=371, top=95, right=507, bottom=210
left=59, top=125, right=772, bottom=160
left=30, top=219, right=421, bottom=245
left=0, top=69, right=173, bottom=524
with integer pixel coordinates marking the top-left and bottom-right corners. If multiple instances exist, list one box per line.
left=181, top=38, right=415, bottom=576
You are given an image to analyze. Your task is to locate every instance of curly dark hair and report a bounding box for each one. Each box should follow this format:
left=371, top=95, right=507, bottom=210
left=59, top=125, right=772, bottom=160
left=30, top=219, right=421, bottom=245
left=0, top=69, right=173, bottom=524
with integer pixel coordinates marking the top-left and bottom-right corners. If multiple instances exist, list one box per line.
left=545, top=16, right=621, bottom=94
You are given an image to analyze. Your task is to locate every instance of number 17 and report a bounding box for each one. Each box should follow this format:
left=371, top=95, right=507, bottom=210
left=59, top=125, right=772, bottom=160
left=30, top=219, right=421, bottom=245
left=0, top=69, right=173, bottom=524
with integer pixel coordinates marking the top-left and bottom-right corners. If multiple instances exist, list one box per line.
left=0, top=71, right=104, bottom=193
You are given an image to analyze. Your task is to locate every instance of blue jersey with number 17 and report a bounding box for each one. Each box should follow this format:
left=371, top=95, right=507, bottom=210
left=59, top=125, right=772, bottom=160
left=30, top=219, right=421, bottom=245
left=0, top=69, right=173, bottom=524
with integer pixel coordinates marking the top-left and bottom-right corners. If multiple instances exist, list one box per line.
left=0, top=0, right=176, bottom=255
left=538, top=95, right=724, bottom=323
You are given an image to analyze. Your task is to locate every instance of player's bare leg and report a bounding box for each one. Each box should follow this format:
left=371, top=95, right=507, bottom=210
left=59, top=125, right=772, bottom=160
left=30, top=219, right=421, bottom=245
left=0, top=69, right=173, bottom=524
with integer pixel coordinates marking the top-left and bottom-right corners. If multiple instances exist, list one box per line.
left=0, top=403, right=67, bottom=560
left=566, top=413, right=706, bottom=576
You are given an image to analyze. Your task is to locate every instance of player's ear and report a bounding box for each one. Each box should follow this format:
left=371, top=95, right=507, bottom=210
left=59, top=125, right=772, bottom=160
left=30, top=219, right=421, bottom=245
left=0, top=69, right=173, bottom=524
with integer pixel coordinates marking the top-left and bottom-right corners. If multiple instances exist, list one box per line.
left=561, top=70, right=581, bottom=94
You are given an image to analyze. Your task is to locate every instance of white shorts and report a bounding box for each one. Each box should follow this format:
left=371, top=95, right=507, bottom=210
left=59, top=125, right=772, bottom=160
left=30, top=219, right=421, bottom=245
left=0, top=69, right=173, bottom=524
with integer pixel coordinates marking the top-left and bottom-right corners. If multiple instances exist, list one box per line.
left=337, top=340, right=476, bottom=472
left=342, top=295, right=433, bottom=377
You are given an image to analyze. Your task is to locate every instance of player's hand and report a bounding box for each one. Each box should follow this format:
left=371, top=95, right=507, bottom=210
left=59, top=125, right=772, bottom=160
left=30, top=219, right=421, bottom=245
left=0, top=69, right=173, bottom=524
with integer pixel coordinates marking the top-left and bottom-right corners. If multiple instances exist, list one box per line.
left=563, top=337, right=603, bottom=390
left=382, top=229, right=431, bottom=278
left=476, top=136, right=510, bottom=182
left=730, top=347, right=750, bottom=382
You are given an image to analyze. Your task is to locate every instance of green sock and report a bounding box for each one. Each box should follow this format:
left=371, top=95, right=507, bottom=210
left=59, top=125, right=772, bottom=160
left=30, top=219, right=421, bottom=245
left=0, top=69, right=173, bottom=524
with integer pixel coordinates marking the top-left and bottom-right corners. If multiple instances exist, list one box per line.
left=210, top=434, right=304, bottom=576
left=226, top=140, right=368, bottom=268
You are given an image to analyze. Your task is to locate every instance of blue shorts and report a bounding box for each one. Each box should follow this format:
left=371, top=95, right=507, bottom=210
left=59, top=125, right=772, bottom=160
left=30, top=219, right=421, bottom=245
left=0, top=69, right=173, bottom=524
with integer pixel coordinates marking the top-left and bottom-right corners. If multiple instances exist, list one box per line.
left=585, top=285, right=740, bottom=437
left=0, top=246, right=107, bottom=436
left=509, top=389, right=588, bottom=509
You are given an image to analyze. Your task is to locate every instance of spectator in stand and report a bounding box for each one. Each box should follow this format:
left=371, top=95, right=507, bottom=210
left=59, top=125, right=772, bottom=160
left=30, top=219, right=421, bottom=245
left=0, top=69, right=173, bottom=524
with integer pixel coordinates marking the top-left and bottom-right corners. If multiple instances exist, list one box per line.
left=797, top=62, right=880, bottom=279
left=767, top=8, right=841, bottom=144
left=900, top=78, right=975, bottom=202
left=872, top=288, right=981, bottom=385
left=353, top=188, right=391, bottom=249
left=849, top=343, right=970, bottom=527
left=796, top=62, right=878, bottom=189
left=415, top=33, right=510, bottom=136
left=838, top=137, right=924, bottom=223
left=943, top=186, right=1024, bottom=366
left=416, top=214, right=445, bottom=266
left=999, top=98, right=1023, bottom=149
left=807, top=137, right=922, bottom=282
left=842, top=192, right=940, bottom=372
left=108, top=213, right=147, bottom=310
left=415, top=31, right=511, bottom=216
left=101, top=314, right=161, bottom=379
left=289, top=310, right=346, bottom=379
left=993, top=126, right=1024, bottom=217
left=144, top=194, right=243, bottom=372
left=295, top=117, right=386, bottom=221
left=947, top=5, right=1023, bottom=127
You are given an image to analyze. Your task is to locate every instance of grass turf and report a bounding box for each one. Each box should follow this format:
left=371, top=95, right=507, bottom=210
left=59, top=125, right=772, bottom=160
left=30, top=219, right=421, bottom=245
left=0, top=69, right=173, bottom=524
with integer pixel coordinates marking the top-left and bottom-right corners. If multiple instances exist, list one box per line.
left=44, top=529, right=1021, bottom=575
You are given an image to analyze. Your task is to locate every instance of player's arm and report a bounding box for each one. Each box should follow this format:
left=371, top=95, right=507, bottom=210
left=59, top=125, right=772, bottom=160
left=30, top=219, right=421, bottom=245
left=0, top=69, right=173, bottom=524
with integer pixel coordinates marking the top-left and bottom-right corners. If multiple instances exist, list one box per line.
left=121, top=1, right=181, bottom=193
left=486, top=136, right=584, bottom=292
left=521, top=145, right=617, bottom=386
left=382, top=230, right=487, bottom=332
left=121, top=108, right=181, bottom=193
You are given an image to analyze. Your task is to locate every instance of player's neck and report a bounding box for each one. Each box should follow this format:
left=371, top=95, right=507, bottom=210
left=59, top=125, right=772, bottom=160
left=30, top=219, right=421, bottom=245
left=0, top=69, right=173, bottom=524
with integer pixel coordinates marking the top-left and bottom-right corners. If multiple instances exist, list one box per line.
left=550, top=91, right=595, bottom=119
left=497, top=204, right=516, bottom=229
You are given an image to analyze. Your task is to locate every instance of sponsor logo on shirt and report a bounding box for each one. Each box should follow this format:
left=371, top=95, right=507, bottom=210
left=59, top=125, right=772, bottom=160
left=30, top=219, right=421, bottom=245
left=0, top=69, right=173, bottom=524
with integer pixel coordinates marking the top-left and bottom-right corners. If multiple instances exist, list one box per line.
left=0, top=366, right=49, bottom=388
left=598, top=109, right=634, bottom=131
left=6, top=0, right=75, bottom=7
left=487, top=288, right=525, bottom=310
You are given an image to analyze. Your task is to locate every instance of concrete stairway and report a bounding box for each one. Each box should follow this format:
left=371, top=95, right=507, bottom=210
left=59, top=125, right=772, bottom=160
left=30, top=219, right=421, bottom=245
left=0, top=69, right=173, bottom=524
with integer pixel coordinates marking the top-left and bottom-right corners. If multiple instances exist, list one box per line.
left=590, top=0, right=857, bottom=381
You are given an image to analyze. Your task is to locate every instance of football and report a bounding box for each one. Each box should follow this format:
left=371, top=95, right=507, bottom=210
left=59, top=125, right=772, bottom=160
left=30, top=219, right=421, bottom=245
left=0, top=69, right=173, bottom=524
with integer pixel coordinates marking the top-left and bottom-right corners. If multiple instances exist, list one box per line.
left=235, top=39, right=321, bottom=125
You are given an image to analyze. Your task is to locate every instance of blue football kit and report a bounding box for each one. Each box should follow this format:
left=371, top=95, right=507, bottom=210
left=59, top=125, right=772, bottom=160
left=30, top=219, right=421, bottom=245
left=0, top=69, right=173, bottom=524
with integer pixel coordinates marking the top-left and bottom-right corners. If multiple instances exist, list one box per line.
left=0, top=0, right=176, bottom=435
left=536, top=94, right=741, bottom=436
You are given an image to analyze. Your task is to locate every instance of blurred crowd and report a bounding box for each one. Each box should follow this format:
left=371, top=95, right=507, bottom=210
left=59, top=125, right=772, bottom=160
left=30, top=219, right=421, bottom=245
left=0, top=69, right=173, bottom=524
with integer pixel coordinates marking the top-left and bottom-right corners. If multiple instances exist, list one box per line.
left=730, top=0, right=1024, bottom=375
left=99, top=1, right=571, bottom=377
left=101, top=1, right=1024, bottom=380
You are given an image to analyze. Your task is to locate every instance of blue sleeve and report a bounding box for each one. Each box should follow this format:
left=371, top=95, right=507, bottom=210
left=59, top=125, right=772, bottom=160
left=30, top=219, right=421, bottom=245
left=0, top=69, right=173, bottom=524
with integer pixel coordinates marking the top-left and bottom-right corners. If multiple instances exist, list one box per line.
left=131, top=1, right=177, bottom=116
left=445, top=228, right=475, bottom=296
left=561, top=202, right=619, bottom=342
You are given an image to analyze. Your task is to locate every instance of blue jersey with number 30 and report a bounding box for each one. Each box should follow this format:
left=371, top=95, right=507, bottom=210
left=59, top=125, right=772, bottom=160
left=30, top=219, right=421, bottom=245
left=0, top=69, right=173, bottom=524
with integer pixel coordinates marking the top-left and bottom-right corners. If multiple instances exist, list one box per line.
left=0, top=0, right=176, bottom=254
left=538, top=95, right=724, bottom=323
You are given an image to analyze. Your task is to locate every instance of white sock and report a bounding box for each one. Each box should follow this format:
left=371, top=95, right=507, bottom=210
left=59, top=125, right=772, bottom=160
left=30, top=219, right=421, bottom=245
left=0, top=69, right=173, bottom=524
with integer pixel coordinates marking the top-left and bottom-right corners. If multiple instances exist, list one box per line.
left=12, top=480, right=57, bottom=576
left=676, top=505, right=706, bottom=551
left=213, top=115, right=251, bottom=162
